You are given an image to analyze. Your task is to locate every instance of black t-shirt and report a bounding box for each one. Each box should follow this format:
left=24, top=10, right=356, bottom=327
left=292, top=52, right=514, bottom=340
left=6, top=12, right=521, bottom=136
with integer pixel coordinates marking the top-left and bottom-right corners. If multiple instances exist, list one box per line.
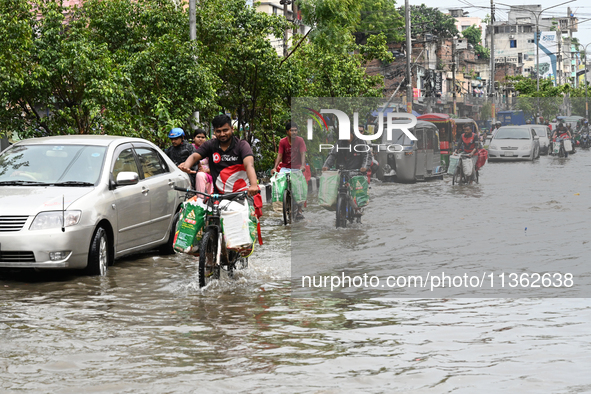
left=195, top=136, right=254, bottom=193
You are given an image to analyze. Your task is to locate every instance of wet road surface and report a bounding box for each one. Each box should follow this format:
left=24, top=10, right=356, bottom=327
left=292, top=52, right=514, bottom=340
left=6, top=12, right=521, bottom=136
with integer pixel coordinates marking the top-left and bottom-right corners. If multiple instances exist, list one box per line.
left=1, top=152, right=591, bottom=393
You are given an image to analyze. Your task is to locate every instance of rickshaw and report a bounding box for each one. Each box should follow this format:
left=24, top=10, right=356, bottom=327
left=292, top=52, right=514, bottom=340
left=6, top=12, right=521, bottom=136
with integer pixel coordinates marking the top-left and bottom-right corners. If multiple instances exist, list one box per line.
left=373, top=120, right=445, bottom=183
left=416, top=114, right=457, bottom=171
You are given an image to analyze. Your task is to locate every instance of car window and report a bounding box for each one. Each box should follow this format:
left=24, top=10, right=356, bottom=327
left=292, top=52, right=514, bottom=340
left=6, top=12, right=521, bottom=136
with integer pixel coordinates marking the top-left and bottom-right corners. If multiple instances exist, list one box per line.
left=495, top=128, right=530, bottom=139
left=382, top=127, right=413, bottom=146
left=112, top=148, right=139, bottom=180
left=416, top=129, right=425, bottom=149
left=134, top=147, right=168, bottom=179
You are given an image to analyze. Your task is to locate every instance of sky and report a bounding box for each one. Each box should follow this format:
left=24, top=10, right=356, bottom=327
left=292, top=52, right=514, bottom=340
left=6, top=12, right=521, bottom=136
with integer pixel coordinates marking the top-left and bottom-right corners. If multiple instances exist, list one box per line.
left=411, top=0, right=591, bottom=44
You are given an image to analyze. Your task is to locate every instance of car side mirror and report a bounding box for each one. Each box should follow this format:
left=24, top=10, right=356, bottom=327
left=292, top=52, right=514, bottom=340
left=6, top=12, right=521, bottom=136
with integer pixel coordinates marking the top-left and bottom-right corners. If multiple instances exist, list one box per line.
left=115, top=171, right=139, bottom=186
left=533, top=135, right=539, bottom=140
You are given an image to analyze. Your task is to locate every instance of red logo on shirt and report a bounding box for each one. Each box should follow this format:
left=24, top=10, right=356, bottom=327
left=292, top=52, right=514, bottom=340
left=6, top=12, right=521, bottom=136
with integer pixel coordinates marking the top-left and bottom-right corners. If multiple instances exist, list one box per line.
left=213, top=153, right=221, bottom=163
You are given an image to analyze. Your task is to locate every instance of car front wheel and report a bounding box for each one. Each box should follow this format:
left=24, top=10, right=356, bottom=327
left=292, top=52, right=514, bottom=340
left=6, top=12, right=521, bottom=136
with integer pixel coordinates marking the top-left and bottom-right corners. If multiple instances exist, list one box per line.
left=85, top=226, right=110, bottom=276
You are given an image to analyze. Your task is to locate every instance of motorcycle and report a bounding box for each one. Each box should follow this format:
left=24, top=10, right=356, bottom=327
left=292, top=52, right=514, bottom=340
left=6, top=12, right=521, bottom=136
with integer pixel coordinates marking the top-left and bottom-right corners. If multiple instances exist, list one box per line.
left=551, top=136, right=571, bottom=158
left=580, top=131, right=590, bottom=149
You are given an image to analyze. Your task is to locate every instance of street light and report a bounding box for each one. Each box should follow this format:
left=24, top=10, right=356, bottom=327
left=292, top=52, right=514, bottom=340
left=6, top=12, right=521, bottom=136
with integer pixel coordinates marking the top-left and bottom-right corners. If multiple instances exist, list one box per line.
left=497, top=0, right=576, bottom=92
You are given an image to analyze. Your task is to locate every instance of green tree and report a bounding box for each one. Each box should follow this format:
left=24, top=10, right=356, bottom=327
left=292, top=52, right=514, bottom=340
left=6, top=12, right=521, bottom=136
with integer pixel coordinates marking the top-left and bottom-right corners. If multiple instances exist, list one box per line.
left=354, top=0, right=403, bottom=44
left=400, top=5, right=458, bottom=39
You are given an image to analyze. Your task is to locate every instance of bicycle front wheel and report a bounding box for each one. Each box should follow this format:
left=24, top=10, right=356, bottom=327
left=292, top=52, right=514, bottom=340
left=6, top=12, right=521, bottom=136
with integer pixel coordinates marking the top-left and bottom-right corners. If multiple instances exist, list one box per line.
left=452, top=165, right=462, bottom=185
left=282, top=189, right=291, bottom=225
left=336, top=195, right=347, bottom=228
left=199, top=230, right=220, bottom=288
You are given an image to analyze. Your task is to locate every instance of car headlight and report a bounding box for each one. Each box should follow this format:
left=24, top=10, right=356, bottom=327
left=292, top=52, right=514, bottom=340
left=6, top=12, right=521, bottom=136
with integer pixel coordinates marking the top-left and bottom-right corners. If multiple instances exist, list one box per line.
left=30, top=210, right=82, bottom=230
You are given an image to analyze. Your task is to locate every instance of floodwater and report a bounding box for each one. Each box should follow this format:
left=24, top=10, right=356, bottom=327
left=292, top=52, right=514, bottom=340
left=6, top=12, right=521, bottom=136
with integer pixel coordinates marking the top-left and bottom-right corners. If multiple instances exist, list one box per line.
left=2, top=152, right=591, bottom=393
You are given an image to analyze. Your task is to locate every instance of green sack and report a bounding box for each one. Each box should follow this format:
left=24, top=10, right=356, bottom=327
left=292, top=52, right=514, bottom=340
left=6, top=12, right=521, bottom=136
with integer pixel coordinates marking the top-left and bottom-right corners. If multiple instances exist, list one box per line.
left=271, top=173, right=287, bottom=202
left=349, top=175, right=369, bottom=208
left=290, top=171, right=308, bottom=203
left=173, top=199, right=206, bottom=253
left=318, top=171, right=339, bottom=207
left=447, top=154, right=460, bottom=175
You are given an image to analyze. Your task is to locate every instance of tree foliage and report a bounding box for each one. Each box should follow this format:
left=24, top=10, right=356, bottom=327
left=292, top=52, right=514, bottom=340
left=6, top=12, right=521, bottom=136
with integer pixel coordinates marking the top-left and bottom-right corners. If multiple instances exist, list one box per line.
left=400, top=4, right=458, bottom=39
left=354, top=0, right=403, bottom=44
left=1, top=0, right=392, bottom=171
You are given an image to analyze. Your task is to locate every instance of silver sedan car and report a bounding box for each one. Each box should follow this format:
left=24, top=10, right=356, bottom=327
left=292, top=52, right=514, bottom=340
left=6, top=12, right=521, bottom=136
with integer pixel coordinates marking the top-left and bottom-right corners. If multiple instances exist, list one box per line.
left=487, top=126, right=540, bottom=161
left=0, top=136, right=191, bottom=275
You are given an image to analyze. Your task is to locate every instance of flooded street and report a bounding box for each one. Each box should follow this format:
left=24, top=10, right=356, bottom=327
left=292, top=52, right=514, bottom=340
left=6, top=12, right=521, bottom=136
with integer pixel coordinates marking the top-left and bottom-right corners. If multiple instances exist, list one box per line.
left=2, top=152, right=591, bottom=393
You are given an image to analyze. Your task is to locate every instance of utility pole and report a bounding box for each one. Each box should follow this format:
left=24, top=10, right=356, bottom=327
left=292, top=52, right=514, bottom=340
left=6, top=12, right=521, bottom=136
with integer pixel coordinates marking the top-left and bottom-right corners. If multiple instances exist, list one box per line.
left=490, top=0, right=495, bottom=123
left=405, top=0, right=413, bottom=114
left=189, top=0, right=199, bottom=131
left=451, top=36, right=457, bottom=115
left=189, top=0, right=196, bottom=40
left=282, top=0, right=291, bottom=57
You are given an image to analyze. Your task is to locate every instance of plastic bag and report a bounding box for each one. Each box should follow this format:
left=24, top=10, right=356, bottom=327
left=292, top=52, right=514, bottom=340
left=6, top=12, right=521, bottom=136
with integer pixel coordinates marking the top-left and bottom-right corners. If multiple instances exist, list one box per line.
left=462, top=156, right=473, bottom=177
left=318, top=171, right=339, bottom=207
left=476, top=149, right=488, bottom=170
left=563, top=139, right=573, bottom=152
left=173, top=198, right=207, bottom=253
left=271, top=173, right=287, bottom=202
left=221, top=199, right=257, bottom=256
left=290, top=170, right=308, bottom=203
left=447, top=154, right=460, bottom=175
left=349, top=175, right=369, bottom=208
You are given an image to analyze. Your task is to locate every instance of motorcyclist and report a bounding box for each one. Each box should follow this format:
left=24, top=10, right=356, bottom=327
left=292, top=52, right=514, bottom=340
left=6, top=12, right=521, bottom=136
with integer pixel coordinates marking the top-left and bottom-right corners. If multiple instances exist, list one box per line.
left=165, top=128, right=197, bottom=188
left=551, top=123, right=572, bottom=157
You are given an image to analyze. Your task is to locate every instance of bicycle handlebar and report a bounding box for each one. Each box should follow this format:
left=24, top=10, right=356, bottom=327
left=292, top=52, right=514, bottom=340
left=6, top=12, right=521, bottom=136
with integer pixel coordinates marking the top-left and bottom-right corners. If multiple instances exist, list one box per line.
left=173, top=186, right=248, bottom=200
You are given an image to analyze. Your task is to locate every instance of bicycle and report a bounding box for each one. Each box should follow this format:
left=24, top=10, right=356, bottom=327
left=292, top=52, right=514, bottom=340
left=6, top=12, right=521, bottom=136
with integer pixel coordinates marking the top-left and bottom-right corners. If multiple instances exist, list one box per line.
left=452, top=153, right=479, bottom=185
left=335, top=167, right=364, bottom=228
left=281, top=171, right=304, bottom=225
left=174, top=186, right=250, bottom=288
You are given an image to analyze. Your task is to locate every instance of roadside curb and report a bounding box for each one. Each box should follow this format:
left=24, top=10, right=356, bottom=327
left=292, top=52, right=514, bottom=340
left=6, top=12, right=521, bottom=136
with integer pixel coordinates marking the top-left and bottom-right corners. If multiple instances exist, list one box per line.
left=259, top=177, right=320, bottom=204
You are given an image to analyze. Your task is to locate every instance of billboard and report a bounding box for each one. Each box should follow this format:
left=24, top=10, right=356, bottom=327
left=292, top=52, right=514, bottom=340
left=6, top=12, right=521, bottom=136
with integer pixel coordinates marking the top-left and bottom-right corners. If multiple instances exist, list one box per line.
left=537, top=31, right=558, bottom=85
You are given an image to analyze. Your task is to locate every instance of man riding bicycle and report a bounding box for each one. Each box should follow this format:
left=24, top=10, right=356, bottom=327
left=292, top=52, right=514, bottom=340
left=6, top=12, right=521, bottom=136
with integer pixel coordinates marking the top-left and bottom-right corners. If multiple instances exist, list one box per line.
left=321, top=127, right=371, bottom=173
left=271, top=121, right=307, bottom=219
left=455, top=123, right=479, bottom=184
left=179, top=114, right=259, bottom=197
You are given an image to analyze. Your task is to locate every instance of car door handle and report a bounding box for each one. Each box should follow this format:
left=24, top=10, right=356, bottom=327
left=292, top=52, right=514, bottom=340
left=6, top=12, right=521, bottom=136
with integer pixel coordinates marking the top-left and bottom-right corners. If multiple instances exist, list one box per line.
left=168, top=180, right=175, bottom=186
left=142, top=187, right=149, bottom=195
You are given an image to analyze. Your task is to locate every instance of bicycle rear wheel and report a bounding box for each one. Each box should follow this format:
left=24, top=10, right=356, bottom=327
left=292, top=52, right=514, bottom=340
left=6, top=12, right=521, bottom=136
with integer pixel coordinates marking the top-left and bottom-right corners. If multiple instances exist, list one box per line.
left=336, top=195, right=347, bottom=228
left=282, top=189, right=291, bottom=225
left=199, top=230, right=220, bottom=288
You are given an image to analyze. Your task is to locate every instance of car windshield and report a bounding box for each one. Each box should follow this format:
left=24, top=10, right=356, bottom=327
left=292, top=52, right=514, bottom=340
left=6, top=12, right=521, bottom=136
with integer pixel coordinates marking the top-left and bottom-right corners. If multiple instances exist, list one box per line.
left=495, top=128, right=531, bottom=140
left=533, top=128, right=547, bottom=137
left=0, top=144, right=106, bottom=185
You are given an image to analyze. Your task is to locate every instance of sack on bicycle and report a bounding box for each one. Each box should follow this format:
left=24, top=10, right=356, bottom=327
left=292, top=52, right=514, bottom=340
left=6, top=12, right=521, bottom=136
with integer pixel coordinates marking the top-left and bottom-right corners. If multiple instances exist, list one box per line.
left=271, top=173, right=287, bottom=202
left=447, top=153, right=460, bottom=175
left=349, top=175, right=369, bottom=208
left=462, top=155, right=474, bottom=177
left=173, top=197, right=208, bottom=254
left=220, top=199, right=258, bottom=257
left=291, top=171, right=308, bottom=203
left=318, top=171, right=339, bottom=208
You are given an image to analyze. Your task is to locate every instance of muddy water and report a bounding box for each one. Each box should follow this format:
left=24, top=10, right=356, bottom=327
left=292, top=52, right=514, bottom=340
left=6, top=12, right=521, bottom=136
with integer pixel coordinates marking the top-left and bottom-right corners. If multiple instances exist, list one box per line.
left=1, top=153, right=591, bottom=393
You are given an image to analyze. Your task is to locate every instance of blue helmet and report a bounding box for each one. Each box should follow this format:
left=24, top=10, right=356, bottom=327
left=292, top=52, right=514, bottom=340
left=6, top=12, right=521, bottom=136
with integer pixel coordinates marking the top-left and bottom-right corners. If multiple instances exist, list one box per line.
left=168, top=128, right=185, bottom=139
